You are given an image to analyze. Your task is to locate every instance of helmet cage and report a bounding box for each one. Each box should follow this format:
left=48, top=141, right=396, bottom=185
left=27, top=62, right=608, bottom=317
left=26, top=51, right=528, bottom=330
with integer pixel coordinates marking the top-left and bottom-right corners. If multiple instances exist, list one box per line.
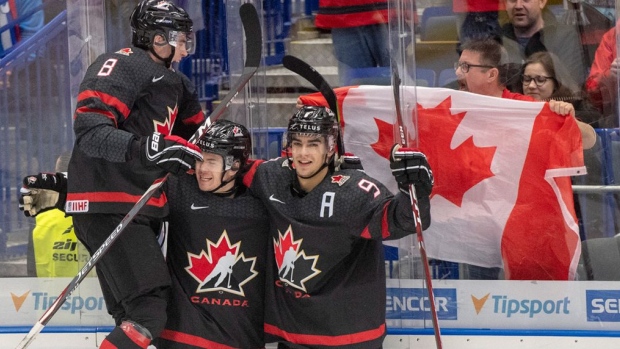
left=166, top=30, right=194, bottom=54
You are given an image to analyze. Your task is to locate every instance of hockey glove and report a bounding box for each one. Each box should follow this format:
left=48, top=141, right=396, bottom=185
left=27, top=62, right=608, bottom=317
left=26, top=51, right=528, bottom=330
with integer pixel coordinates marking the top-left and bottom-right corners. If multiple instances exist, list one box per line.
left=389, top=144, right=434, bottom=197
left=19, top=172, right=68, bottom=217
left=339, top=152, right=364, bottom=171
left=139, top=132, right=203, bottom=176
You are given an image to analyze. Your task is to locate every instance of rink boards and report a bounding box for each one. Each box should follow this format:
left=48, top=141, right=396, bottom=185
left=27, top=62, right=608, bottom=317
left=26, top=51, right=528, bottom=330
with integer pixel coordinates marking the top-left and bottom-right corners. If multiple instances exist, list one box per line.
left=2, top=278, right=620, bottom=348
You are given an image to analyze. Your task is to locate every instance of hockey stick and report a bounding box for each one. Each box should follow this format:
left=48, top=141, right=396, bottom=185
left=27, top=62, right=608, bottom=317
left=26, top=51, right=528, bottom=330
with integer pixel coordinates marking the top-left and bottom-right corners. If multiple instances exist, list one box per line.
left=14, top=4, right=261, bottom=349
left=391, top=63, right=442, bottom=349
left=282, top=55, right=345, bottom=156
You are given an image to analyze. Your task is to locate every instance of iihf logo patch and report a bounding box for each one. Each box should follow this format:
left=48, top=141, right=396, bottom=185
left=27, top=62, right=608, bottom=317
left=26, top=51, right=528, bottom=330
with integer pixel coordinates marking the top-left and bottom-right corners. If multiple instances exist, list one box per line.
left=330, top=175, right=349, bottom=186
left=115, top=48, right=133, bottom=56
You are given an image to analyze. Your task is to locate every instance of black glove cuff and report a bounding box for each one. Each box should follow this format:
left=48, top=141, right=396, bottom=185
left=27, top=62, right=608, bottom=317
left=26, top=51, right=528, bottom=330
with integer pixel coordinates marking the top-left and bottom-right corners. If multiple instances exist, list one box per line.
left=126, top=137, right=141, bottom=161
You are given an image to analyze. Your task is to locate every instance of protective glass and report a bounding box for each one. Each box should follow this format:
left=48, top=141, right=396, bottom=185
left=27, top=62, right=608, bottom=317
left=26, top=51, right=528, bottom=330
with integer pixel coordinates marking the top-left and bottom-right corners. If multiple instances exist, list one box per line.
left=522, top=75, right=553, bottom=87
left=168, top=30, right=195, bottom=54
left=196, top=155, right=224, bottom=173
left=289, top=133, right=331, bottom=155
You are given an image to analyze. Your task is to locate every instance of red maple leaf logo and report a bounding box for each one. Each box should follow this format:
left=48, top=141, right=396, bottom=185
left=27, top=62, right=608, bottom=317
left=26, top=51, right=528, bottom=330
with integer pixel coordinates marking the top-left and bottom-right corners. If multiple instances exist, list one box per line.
left=274, top=226, right=301, bottom=270
left=371, top=97, right=496, bottom=207
left=185, top=233, right=239, bottom=282
left=153, top=104, right=178, bottom=135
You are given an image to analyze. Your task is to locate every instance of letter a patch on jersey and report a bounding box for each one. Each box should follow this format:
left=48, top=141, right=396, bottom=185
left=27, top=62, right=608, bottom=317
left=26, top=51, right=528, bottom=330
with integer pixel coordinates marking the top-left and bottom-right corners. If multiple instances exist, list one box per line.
left=185, top=232, right=258, bottom=297
left=273, top=226, right=320, bottom=293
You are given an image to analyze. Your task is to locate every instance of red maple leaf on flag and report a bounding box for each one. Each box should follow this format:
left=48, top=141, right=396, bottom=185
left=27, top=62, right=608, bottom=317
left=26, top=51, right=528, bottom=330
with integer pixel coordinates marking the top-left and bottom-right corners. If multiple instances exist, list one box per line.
left=371, top=118, right=399, bottom=160
left=371, top=96, right=496, bottom=207
left=186, top=234, right=239, bottom=282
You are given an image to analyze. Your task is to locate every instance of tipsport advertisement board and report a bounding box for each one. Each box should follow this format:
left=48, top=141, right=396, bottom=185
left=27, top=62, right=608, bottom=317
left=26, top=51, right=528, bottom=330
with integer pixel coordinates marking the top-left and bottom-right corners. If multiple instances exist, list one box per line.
left=386, top=279, right=620, bottom=331
left=0, top=278, right=113, bottom=326
left=4, top=278, right=620, bottom=330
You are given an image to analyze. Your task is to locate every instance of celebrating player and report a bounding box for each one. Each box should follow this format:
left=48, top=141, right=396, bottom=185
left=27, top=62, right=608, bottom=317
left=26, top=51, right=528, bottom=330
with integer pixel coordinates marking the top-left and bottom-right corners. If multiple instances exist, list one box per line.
left=156, top=120, right=269, bottom=349
left=21, top=120, right=269, bottom=348
left=36, top=1, right=204, bottom=348
left=243, top=105, right=433, bottom=348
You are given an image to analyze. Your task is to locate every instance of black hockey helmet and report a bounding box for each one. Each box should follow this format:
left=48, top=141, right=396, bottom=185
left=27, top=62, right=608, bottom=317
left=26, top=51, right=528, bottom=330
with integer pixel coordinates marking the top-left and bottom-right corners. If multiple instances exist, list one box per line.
left=196, top=120, right=252, bottom=171
left=130, top=0, right=194, bottom=53
left=286, top=105, right=339, bottom=152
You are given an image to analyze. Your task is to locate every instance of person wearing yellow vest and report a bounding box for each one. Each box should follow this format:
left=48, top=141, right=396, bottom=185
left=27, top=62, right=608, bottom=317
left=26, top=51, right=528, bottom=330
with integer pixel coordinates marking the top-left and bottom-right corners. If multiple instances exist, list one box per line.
left=26, top=151, right=90, bottom=277
left=27, top=208, right=90, bottom=277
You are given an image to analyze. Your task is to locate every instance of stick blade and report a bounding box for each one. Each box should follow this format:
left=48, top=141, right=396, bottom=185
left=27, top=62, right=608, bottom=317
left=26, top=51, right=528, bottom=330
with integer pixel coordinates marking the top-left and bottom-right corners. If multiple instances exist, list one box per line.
left=282, top=55, right=344, bottom=154
left=282, top=55, right=337, bottom=114
left=239, top=3, right=262, bottom=68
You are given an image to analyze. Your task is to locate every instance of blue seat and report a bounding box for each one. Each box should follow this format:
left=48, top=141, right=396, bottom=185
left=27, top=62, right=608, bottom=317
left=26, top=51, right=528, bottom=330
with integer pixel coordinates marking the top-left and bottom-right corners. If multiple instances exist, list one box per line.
left=251, top=127, right=286, bottom=160
left=420, top=6, right=454, bottom=33
left=438, top=68, right=457, bottom=87
left=414, top=68, right=436, bottom=87
left=342, top=67, right=391, bottom=86
left=420, top=6, right=457, bottom=42
left=343, top=67, right=436, bottom=87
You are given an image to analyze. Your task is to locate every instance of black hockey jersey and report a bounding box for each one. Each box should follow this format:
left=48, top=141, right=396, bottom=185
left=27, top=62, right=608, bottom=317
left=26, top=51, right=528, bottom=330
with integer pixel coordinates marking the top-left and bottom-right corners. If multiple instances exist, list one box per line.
left=158, top=175, right=269, bottom=349
left=244, top=158, right=426, bottom=349
left=66, top=46, right=205, bottom=217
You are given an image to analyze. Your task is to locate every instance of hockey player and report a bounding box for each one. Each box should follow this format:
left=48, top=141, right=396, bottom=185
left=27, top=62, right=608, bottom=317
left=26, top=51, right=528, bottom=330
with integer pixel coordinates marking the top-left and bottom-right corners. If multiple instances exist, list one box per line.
left=56, top=1, right=203, bottom=348
left=243, top=106, right=433, bottom=348
left=156, top=120, right=269, bottom=349
left=20, top=121, right=269, bottom=348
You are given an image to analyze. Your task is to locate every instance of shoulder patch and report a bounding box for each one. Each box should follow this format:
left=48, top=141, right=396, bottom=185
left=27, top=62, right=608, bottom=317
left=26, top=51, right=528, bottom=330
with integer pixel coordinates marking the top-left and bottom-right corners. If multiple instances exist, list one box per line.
left=330, top=175, right=350, bottom=186
left=115, top=48, right=133, bottom=56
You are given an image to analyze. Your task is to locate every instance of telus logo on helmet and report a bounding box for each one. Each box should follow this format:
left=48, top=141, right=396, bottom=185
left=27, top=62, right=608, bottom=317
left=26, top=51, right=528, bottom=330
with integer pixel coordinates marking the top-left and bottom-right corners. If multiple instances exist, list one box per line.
left=292, top=124, right=320, bottom=132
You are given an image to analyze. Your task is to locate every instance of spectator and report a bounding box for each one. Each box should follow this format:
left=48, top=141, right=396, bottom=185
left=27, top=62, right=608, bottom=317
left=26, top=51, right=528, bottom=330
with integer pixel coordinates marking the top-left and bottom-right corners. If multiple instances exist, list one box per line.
left=244, top=105, right=433, bottom=348
left=584, top=24, right=620, bottom=128
left=520, top=52, right=606, bottom=260
left=456, top=39, right=584, bottom=279
left=520, top=51, right=597, bottom=149
left=0, top=0, right=44, bottom=58
left=453, top=0, right=504, bottom=46
left=26, top=150, right=90, bottom=277
left=315, top=0, right=390, bottom=86
left=501, top=0, right=588, bottom=86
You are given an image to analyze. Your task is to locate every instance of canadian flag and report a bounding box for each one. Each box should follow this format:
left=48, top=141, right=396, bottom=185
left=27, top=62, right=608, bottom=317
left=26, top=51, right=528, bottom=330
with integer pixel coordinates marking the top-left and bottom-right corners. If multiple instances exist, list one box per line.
left=300, top=86, right=586, bottom=280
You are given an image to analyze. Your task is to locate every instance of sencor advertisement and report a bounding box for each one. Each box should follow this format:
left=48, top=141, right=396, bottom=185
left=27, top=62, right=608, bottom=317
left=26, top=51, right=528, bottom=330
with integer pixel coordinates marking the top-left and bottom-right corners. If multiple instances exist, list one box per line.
left=586, top=289, right=620, bottom=323
left=386, top=279, right=620, bottom=331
